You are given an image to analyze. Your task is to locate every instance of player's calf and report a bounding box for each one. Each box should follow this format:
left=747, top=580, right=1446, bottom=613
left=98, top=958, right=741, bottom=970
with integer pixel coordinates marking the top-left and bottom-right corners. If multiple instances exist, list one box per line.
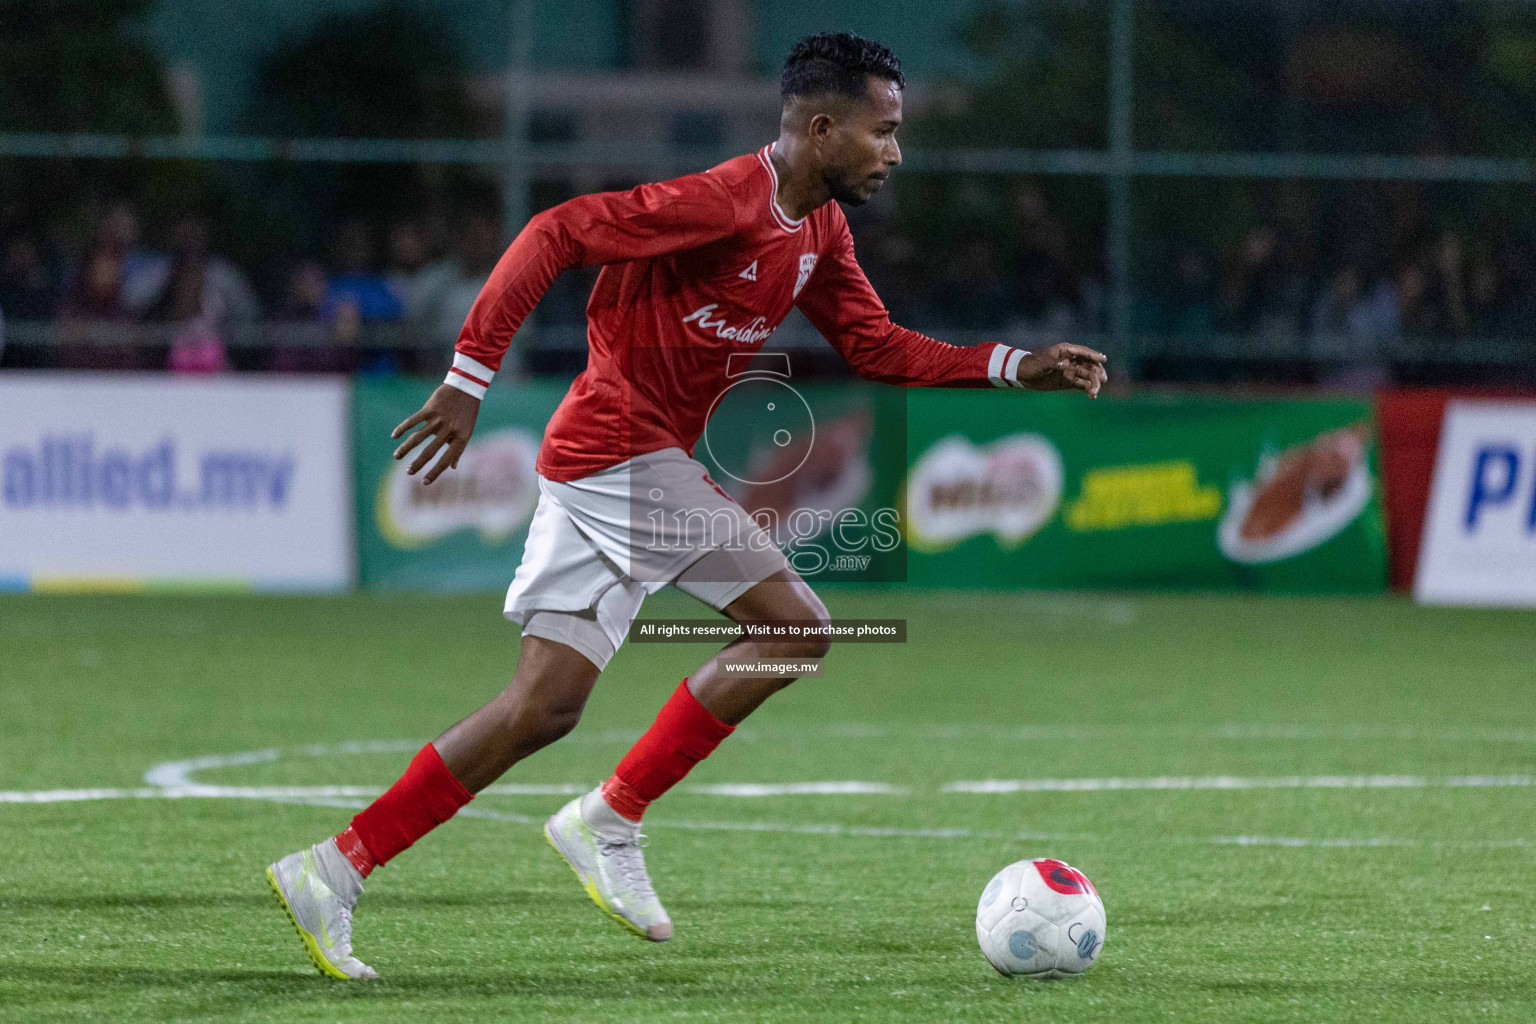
left=434, top=634, right=604, bottom=792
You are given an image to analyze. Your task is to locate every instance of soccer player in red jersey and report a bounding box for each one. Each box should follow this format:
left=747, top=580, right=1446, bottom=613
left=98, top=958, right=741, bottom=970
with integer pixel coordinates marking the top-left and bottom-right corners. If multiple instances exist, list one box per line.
left=266, top=31, right=1107, bottom=978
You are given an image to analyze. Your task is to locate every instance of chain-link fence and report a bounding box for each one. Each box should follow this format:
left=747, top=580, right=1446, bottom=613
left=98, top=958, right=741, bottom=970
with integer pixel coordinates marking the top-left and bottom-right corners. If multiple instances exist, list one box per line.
left=4, top=0, right=1535, bottom=386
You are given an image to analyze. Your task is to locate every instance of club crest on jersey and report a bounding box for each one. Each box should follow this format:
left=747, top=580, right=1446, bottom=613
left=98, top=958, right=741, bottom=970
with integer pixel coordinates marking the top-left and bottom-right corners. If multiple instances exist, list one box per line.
left=793, top=253, right=819, bottom=299
left=681, top=303, right=775, bottom=345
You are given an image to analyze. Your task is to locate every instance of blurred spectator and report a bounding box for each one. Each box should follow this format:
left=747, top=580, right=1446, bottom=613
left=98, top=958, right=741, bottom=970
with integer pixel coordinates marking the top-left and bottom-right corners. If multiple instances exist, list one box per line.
left=60, top=236, right=127, bottom=321
left=146, top=217, right=260, bottom=330
left=1216, top=225, right=1308, bottom=338
left=1396, top=231, right=1469, bottom=339
left=56, top=234, right=137, bottom=369
left=1133, top=247, right=1216, bottom=338
left=324, top=221, right=404, bottom=323
left=1467, top=255, right=1505, bottom=337
left=146, top=217, right=259, bottom=374
left=166, top=320, right=228, bottom=375
left=0, top=230, right=60, bottom=319
left=385, top=218, right=432, bottom=315
left=99, top=201, right=171, bottom=314
left=1007, top=246, right=1078, bottom=339
left=1309, top=264, right=1399, bottom=338
left=1012, top=184, right=1071, bottom=271
left=1467, top=238, right=1536, bottom=338
left=412, top=207, right=505, bottom=369
left=933, top=233, right=1014, bottom=330
left=1309, top=262, right=1398, bottom=389
left=13, top=178, right=1536, bottom=381
left=1004, top=183, right=1083, bottom=343
left=274, top=260, right=328, bottom=324
left=1163, top=248, right=1216, bottom=335
left=321, top=220, right=405, bottom=374
left=269, top=261, right=355, bottom=373
left=849, top=213, right=926, bottom=322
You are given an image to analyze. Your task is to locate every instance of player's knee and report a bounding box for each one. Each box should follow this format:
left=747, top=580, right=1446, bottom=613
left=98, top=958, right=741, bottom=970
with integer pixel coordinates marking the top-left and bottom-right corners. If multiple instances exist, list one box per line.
left=735, top=579, right=832, bottom=662
left=795, top=628, right=834, bottom=661
left=810, top=636, right=834, bottom=661
left=806, top=593, right=834, bottom=658
left=508, top=697, right=584, bottom=750
left=776, top=610, right=833, bottom=661
left=538, top=703, right=584, bottom=745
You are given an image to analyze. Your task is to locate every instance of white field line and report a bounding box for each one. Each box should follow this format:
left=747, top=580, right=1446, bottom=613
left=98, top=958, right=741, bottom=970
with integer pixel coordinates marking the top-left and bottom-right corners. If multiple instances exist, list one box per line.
left=1, top=741, right=1531, bottom=851
left=141, top=748, right=282, bottom=786
left=808, top=724, right=1536, bottom=744
left=943, top=774, right=1536, bottom=794
left=246, top=799, right=1536, bottom=851
left=0, top=781, right=895, bottom=804
left=689, top=782, right=905, bottom=796
left=1, top=786, right=380, bottom=803
left=10, top=772, right=1535, bottom=806
left=2, top=788, right=167, bottom=804
left=4, top=788, right=1530, bottom=852
left=200, top=725, right=1536, bottom=748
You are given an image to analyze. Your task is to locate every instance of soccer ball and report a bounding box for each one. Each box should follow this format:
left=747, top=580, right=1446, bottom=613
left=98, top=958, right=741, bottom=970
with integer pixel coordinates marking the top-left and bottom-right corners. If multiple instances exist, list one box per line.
left=975, top=858, right=1106, bottom=978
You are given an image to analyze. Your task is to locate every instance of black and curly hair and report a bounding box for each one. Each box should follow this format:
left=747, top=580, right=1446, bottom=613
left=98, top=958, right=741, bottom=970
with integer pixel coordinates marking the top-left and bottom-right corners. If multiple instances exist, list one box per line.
left=780, top=32, right=905, bottom=102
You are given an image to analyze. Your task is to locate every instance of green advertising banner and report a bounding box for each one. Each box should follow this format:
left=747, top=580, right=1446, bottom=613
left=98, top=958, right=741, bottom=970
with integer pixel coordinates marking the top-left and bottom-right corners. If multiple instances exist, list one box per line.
left=900, top=390, right=1387, bottom=593
left=356, top=378, right=1386, bottom=594
left=353, top=377, right=566, bottom=590
left=353, top=376, right=906, bottom=591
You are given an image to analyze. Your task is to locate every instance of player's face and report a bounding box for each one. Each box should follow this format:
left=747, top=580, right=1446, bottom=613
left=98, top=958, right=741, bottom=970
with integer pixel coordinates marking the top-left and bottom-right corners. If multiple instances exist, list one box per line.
left=822, top=77, right=903, bottom=206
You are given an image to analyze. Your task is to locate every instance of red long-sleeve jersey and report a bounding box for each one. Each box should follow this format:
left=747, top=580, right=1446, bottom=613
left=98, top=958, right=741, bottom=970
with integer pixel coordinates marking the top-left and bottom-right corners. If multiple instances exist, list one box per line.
left=444, top=144, right=1033, bottom=482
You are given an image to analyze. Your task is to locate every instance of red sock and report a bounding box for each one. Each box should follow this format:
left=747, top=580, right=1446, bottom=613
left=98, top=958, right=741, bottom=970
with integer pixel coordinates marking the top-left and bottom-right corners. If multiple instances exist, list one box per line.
left=342, top=743, right=473, bottom=873
left=335, top=825, right=375, bottom=877
left=601, top=678, right=735, bottom=821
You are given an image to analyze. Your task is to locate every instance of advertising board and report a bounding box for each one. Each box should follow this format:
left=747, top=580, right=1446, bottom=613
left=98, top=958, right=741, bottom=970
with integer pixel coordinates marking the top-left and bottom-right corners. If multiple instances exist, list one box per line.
left=0, top=373, right=352, bottom=591
left=1415, top=400, right=1536, bottom=607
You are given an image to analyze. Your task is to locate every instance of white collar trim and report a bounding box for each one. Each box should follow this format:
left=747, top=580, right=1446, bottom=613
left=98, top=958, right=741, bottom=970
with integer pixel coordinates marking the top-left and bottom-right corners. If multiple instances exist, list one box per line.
left=757, top=145, right=806, bottom=233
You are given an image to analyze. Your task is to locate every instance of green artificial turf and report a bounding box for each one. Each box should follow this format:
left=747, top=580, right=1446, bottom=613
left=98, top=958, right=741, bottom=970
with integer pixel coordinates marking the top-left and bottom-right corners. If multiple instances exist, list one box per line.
left=1, top=589, right=1533, bottom=1022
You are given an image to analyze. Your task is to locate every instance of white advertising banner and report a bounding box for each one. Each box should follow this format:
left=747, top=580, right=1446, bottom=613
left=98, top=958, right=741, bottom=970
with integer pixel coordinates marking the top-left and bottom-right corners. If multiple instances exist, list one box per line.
left=0, top=373, right=352, bottom=591
left=1415, top=400, right=1536, bottom=607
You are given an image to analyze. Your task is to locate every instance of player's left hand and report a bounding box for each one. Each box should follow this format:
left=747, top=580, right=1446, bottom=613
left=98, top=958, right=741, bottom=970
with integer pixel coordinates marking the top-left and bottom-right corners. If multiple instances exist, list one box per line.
left=1014, top=343, right=1109, bottom=398
left=391, top=384, right=481, bottom=485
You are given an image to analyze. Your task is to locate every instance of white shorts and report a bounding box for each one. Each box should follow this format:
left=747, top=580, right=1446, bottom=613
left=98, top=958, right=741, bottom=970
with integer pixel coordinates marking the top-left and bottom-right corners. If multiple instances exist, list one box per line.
left=504, top=447, right=790, bottom=670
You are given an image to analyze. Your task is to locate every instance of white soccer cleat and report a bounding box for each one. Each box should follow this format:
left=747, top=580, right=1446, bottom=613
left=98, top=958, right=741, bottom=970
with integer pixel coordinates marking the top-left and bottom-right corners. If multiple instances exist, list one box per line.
left=265, top=841, right=379, bottom=979
left=544, top=794, right=673, bottom=941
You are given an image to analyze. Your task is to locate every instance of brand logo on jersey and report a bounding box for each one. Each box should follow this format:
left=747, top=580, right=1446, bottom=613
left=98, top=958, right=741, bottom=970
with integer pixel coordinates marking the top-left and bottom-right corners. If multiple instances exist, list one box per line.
left=739, top=260, right=759, bottom=282
left=793, top=253, right=819, bottom=299
left=682, top=304, right=775, bottom=345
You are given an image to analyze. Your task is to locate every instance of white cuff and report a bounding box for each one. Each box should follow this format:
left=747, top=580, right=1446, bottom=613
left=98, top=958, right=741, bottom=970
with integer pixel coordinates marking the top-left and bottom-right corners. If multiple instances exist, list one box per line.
left=987, top=344, right=1030, bottom=388
left=444, top=353, right=495, bottom=400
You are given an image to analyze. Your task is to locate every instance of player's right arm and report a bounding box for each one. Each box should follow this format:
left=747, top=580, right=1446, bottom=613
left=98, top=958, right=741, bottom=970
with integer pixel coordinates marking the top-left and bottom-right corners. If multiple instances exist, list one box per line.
left=393, top=171, right=740, bottom=484
left=448, top=173, right=740, bottom=396
left=797, top=210, right=1107, bottom=397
